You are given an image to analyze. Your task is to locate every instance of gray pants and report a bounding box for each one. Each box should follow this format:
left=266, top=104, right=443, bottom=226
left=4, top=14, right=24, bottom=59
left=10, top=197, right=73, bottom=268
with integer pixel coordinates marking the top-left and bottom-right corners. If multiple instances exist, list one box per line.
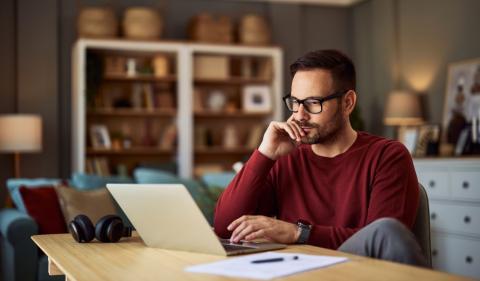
left=337, top=218, right=428, bottom=267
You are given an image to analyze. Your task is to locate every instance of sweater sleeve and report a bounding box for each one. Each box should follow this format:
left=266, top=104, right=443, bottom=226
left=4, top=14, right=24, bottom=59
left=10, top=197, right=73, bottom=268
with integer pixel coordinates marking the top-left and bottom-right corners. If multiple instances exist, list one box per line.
left=213, top=150, right=278, bottom=238
left=365, top=141, right=420, bottom=227
left=307, top=141, right=420, bottom=249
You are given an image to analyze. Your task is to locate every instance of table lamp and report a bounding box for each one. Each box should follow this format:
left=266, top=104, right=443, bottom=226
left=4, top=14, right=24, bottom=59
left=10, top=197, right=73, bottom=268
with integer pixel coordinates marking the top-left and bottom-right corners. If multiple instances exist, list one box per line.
left=384, top=90, right=424, bottom=137
left=0, top=114, right=43, bottom=178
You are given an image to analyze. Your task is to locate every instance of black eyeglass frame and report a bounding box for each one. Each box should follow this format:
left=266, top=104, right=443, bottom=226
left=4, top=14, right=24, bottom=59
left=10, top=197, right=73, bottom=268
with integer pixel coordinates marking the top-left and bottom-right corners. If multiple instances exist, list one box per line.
left=282, top=90, right=349, bottom=114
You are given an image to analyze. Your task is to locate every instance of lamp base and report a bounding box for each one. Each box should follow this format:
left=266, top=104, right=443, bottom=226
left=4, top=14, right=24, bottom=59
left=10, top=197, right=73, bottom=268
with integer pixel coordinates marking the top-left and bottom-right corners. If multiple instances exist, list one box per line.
left=3, top=153, right=20, bottom=208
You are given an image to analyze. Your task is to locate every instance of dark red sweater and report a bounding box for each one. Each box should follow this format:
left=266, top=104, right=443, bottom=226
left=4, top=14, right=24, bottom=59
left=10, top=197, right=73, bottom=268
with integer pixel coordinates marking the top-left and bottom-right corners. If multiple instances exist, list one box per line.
left=214, top=132, right=419, bottom=249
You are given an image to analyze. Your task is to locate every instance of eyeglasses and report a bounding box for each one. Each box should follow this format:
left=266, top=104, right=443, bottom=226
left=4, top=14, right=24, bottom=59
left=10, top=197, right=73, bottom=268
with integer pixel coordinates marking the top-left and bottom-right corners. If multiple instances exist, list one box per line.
left=282, top=90, right=349, bottom=114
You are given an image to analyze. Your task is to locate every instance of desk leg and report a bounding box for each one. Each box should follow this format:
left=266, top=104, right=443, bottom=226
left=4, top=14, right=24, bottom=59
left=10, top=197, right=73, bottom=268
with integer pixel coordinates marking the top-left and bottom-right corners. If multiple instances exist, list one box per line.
left=48, top=257, right=64, bottom=276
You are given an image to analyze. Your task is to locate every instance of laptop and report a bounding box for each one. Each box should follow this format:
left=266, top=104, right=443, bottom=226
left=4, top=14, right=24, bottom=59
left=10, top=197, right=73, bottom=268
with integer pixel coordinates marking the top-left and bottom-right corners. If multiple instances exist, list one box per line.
left=106, top=184, right=286, bottom=256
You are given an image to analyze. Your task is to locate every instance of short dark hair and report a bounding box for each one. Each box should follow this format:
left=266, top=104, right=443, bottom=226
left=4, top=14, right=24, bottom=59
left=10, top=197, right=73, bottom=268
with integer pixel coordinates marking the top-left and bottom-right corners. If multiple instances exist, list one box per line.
left=290, top=49, right=356, bottom=92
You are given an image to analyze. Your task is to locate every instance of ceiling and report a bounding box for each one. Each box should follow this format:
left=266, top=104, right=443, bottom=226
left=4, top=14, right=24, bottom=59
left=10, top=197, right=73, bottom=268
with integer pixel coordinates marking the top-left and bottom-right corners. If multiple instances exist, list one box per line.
left=235, top=0, right=365, bottom=7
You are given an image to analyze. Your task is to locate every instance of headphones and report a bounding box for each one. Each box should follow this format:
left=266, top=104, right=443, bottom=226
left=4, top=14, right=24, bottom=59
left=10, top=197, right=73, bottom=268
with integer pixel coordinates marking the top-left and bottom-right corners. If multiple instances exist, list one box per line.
left=68, top=214, right=132, bottom=243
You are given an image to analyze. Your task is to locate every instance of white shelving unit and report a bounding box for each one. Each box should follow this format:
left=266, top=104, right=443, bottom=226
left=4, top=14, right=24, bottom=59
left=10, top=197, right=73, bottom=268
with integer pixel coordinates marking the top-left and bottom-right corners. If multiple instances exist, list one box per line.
left=72, top=39, right=283, bottom=178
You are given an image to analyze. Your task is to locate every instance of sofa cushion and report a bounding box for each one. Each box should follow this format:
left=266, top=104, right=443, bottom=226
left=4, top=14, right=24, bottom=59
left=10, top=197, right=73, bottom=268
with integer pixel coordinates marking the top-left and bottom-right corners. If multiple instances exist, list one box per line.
left=19, top=186, right=66, bottom=234
left=200, top=172, right=235, bottom=189
left=133, top=167, right=217, bottom=224
left=134, top=168, right=201, bottom=198
left=7, top=178, right=64, bottom=213
left=71, top=172, right=134, bottom=191
left=55, top=185, right=117, bottom=225
left=133, top=168, right=178, bottom=183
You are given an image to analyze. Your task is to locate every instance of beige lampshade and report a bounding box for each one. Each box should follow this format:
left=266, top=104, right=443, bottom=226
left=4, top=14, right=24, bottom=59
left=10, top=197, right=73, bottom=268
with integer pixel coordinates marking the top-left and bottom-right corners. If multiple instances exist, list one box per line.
left=0, top=114, right=42, bottom=152
left=384, top=90, right=424, bottom=126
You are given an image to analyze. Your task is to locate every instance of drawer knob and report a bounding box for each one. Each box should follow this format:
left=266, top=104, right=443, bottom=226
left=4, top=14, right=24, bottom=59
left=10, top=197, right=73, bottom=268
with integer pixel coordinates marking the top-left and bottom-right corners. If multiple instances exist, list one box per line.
left=428, top=181, right=435, bottom=188
left=431, top=213, right=437, bottom=220
left=462, top=181, right=470, bottom=189
left=464, top=216, right=471, bottom=224
left=466, top=256, right=473, bottom=264
left=432, top=249, right=438, bottom=257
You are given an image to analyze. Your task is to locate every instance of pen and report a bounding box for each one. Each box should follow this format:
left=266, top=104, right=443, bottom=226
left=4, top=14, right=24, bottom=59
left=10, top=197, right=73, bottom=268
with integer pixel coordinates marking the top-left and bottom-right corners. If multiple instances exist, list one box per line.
left=251, top=256, right=299, bottom=264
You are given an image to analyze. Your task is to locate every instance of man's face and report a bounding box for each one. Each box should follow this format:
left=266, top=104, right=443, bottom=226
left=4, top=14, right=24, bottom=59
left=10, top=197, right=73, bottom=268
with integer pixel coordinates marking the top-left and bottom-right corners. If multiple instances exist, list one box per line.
left=290, top=69, right=346, bottom=145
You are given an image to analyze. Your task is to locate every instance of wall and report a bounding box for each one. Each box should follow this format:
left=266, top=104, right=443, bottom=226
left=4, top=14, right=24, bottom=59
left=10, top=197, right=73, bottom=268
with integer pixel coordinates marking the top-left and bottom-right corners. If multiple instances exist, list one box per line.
left=0, top=0, right=16, bottom=206
left=399, top=0, right=480, bottom=123
left=0, top=0, right=352, bottom=206
left=0, top=0, right=59, bottom=207
left=4, top=0, right=479, bottom=206
left=352, top=0, right=480, bottom=135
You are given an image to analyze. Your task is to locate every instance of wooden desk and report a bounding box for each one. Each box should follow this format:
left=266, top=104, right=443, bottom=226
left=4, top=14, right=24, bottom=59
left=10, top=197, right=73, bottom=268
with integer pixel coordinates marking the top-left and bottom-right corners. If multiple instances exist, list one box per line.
left=32, top=233, right=471, bottom=281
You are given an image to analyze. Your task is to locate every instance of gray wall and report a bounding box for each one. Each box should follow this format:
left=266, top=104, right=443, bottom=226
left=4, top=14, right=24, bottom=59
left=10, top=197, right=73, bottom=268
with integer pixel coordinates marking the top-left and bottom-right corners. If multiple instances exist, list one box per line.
left=399, top=0, right=480, bottom=124
left=352, top=0, right=480, bottom=135
left=0, top=0, right=59, bottom=207
left=0, top=0, right=16, bottom=207
left=2, top=0, right=479, bottom=206
left=0, top=0, right=352, bottom=206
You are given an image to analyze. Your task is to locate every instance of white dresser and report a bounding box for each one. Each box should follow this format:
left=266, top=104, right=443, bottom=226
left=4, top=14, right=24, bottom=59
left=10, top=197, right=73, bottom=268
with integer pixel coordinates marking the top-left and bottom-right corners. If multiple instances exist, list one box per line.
left=414, top=158, right=480, bottom=279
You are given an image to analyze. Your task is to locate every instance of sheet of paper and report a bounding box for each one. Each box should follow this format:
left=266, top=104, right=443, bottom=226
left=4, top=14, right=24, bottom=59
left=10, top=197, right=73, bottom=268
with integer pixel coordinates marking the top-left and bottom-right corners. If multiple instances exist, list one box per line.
left=185, top=252, right=348, bottom=280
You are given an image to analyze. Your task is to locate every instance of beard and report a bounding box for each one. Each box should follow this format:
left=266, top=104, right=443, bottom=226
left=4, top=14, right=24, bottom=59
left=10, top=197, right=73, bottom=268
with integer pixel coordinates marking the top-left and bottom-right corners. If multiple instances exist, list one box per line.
left=295, top=105, right=346, bottom=145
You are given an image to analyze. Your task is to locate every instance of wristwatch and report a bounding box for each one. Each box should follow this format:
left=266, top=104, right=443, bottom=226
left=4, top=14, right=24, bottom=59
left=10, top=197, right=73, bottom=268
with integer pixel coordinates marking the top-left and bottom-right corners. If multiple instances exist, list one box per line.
left=296, top=219, right=312, bottom=244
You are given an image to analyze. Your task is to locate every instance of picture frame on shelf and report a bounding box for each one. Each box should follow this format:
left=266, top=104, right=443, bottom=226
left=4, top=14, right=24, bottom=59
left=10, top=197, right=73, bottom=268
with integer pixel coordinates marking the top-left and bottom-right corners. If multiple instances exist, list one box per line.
left=398, top=126, right=418, bottom=155
left=89, top=124, right=111, bottom=149
left=443, top=58, right=480, bottom=145
left=242, top=85, right=272, bottom=113
left=415, top=124, right=441, bottom=157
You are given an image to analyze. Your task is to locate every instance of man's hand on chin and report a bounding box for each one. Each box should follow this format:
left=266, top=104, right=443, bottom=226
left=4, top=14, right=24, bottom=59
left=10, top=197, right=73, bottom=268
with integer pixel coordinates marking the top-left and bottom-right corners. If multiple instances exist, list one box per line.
left=227, top=215, right=300, bottom=244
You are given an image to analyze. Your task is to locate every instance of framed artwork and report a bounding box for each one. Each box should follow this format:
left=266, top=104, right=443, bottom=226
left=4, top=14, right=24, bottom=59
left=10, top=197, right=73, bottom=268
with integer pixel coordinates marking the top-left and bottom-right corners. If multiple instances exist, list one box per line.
left=443, top=58, right=480, bottom=144
left=415, top=124, right=441, bottom=157
left=89, top=124, right=111, bottom=149
left=242, top=85, right=272, bottom=113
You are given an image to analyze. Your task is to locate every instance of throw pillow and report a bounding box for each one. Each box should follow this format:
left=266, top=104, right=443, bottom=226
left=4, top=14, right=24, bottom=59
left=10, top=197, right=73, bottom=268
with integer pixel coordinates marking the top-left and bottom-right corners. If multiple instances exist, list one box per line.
left=19, top=186, right=67, bottom=234
left=55, top=185, right=117, bottom=225
left=7, top=178, right=64, bottom=213
left=71, top=172, right=134, bottom=191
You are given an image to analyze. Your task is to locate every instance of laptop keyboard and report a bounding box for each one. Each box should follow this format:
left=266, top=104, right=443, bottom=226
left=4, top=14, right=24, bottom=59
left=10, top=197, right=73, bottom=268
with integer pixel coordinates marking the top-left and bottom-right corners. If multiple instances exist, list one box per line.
left=222, top=242, right=257, bottom=251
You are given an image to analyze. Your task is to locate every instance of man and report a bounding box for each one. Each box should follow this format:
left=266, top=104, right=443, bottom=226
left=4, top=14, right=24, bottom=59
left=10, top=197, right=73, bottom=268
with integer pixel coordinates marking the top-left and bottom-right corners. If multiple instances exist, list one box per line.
left=214, top=49, right=427, bottom=267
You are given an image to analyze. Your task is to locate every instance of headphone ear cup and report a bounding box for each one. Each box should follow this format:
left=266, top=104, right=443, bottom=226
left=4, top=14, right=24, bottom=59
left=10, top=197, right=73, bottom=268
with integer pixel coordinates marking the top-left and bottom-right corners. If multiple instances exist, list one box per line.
left=106, top=219, right=124, bottom=243
left=69, top=215, right=94, bottom=243
left=95, top=215, right=122, bottom=242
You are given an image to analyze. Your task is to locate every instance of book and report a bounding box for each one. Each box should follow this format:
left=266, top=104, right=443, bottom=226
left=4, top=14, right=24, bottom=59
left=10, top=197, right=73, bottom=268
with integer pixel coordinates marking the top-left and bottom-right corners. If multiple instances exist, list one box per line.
left=143, top=84, right=155, bottom=111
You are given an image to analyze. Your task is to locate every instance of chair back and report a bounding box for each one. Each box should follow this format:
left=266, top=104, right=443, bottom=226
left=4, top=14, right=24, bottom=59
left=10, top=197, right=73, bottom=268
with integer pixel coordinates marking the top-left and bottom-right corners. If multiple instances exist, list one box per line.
left=412, top=184, right=432, bottom=267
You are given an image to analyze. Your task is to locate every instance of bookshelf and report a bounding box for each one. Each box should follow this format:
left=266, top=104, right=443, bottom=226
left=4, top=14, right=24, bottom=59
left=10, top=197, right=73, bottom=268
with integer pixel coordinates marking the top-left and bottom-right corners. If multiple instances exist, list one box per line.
left=72, top=39, right=283, bottom=178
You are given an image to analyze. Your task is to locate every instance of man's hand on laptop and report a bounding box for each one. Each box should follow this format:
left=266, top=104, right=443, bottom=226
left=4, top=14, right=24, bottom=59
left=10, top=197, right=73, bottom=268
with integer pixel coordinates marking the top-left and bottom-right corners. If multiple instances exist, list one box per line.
left=227, top=215, right=300, bottom=244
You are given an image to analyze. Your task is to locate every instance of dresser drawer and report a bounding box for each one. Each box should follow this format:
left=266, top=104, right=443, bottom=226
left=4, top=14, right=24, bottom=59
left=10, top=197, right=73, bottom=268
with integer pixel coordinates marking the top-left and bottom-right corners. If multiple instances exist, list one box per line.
left=417, top=172, right=450, bottom=199
left=431, top=233, right=480, bottom=279
left=451, top=172, right=480, bottom=201
left=430, top=202, right=480, bottom=236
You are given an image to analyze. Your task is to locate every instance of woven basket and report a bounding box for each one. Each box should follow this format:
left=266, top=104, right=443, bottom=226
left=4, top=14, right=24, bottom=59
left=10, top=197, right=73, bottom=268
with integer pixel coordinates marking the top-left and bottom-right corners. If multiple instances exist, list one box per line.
left=123, top=7, right=163, bottom=40
left=239, top=14, right=271, bottom=45
left=188, top=13, right=233, bottom=44
left=77, top=7, right=118, bottom=38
